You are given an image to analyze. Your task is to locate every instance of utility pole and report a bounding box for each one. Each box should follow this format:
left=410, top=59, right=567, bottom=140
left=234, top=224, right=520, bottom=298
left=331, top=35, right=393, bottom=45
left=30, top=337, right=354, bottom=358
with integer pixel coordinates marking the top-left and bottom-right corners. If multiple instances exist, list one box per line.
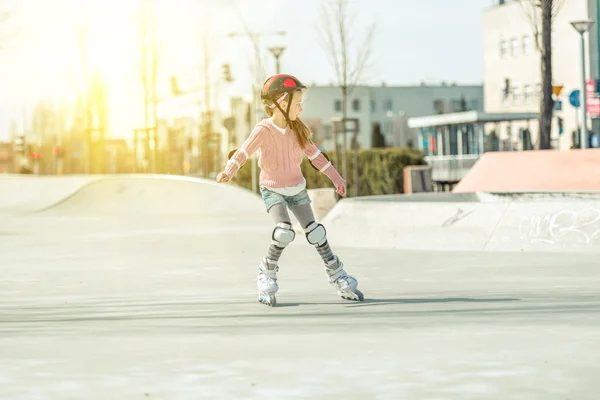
left=571, top=20, right=594, bottom=149
left=79, top=25, right=92, bottom=174
left=141, top=0, right=158, bottom=173
left=203, top=27, right=211, bottom=178
left=149, top=0, right=159, bottom=173
left=598, top=0, right=600, bottom=81
left=141, top=1, right=149, bottom=173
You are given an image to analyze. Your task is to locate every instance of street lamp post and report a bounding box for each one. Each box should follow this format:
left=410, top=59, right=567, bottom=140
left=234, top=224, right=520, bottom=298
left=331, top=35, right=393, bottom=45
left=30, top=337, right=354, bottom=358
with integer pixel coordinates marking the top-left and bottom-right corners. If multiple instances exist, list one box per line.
left=571, top=19, right=595, bottom=149
left=268, top=46, right=286, bottom=74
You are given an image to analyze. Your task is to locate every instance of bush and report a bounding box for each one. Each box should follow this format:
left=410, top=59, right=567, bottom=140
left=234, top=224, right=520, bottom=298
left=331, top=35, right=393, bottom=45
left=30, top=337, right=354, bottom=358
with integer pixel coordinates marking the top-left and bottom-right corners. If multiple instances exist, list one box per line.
left=230, top=147, right=425, bottom=196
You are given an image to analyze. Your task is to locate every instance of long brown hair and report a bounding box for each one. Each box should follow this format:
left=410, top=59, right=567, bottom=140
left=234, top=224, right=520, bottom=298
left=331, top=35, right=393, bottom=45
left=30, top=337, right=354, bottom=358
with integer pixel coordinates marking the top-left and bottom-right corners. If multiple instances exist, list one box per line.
left=263, top=90, right=313, bottom=150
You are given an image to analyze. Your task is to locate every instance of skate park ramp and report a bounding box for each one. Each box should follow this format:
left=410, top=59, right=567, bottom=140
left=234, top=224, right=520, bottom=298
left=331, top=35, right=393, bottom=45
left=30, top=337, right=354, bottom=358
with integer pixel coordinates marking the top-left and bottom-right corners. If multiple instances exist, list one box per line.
left=0, top=175, right=104, bottom=214
left=0, top=174, right=265, bottom=218
left=453, top=149, right=600, bottom=193
left=2, top=176, right=600, bottom=398
left=322, top=191, right=600, bottom=252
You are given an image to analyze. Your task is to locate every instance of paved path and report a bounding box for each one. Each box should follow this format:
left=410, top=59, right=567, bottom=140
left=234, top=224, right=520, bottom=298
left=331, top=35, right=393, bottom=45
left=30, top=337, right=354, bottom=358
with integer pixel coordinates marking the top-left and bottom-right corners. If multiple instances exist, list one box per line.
left=1, top=211, right=599, bottom=399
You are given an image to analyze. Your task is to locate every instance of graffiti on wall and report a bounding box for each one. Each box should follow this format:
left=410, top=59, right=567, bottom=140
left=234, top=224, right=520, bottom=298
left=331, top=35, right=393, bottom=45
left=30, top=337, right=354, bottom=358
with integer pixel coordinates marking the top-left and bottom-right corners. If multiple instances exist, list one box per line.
left=519, top=208, right=600, bottom=245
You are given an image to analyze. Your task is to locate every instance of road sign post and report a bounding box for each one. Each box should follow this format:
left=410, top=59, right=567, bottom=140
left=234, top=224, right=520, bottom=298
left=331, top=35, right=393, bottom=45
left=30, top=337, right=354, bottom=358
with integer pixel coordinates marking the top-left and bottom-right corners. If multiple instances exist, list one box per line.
left=570, top=90, right=581, bottom=146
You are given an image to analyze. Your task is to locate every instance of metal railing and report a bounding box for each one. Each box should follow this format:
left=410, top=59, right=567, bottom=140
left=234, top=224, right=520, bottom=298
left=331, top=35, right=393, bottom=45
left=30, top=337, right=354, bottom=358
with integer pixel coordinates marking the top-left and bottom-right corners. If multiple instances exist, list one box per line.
left=424, top=154, right=481, bottom=182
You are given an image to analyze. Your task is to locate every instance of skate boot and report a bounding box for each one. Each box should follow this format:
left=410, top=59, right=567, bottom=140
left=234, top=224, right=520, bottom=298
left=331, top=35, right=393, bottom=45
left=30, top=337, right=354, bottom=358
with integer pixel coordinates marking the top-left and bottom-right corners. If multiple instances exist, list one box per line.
left=257, top=258, right=279, bottom=307
left=324, top=256, right=364, bottom=301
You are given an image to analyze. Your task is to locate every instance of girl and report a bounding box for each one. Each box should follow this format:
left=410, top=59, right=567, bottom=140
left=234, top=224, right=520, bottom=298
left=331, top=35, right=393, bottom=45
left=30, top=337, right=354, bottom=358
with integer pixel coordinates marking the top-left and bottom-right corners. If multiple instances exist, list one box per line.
left=216, top=74, right=363, bottom=307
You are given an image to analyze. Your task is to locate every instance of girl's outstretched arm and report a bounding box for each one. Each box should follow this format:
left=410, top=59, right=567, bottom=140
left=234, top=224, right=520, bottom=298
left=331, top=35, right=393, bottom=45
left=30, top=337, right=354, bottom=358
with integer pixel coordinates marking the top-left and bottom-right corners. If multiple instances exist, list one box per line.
left=303, top=143, right=346, bottom=196
left=218, top=125, right=265, bottom=181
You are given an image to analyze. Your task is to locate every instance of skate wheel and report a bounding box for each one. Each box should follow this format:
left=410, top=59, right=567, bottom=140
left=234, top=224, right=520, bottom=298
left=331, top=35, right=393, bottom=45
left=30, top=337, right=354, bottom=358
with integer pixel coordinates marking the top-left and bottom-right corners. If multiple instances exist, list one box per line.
left=355, top=289, right=364, bottom=301
left=341, top=289, right=364, bottom=302
left=258, top=293, right=276, bottom=307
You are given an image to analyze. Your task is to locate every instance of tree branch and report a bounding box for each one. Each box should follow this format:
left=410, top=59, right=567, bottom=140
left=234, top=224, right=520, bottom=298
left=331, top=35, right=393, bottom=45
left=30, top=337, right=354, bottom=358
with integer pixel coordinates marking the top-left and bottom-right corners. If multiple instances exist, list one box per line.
left=227, top=0, right=265, bottom=85
left=518, top=0, right=542, bottom=53
left=317, top=1, right=342, bottom=85
left=338, top=0, right=348, bottom=89
left=318, top=0, right=375, bottom=94
left=349, top=21, right=375, bottom=89
left=552, top=0, right=566, bottom=19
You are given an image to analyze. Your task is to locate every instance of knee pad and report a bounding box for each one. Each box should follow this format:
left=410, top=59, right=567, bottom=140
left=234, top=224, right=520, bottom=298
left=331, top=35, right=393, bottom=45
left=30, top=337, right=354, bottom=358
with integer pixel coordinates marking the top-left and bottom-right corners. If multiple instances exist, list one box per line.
left=305, top=221, right=327, bottom=246
left=272, top=222, right=295, bottom=247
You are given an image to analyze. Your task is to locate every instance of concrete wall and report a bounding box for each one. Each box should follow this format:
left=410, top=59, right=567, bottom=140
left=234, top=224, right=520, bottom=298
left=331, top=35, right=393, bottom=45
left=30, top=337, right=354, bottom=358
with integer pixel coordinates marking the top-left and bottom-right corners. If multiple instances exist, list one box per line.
left=322, top=192, right=600, bottom=252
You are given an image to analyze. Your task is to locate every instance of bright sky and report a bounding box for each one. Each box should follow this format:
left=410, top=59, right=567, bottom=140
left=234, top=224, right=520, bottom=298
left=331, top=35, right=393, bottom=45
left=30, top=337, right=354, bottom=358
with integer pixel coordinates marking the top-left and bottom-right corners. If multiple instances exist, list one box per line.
left=0, top=0, right=488, bottom=141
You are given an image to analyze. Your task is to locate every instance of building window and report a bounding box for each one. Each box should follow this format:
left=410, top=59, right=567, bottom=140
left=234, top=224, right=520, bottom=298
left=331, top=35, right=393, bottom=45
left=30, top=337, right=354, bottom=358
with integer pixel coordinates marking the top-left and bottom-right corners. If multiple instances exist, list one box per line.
left=502, top=90, right=509, bottom=106
left=352, top=99, right=360, bottom=111
left=524, top=84, right=533, bottom=104
left=433, top=99, right=445, bottom=114
left=511, top=38, right=519, bottom=57
left=334, top=99, right=341, bottom=112
left=384, top=99, right=393, bottom=111
left=500, top=40, right=507, bottom=59
left=451, top=99, right=462, bottom=112
left=370, top=99, right=376, bottom=112
left=470, top=99, right=479, bottom=110
left=384, top=121, right=393, bottom=139
left=512, top=86, right=520, bottom=105
left=522, top=35, right=531, bottom=55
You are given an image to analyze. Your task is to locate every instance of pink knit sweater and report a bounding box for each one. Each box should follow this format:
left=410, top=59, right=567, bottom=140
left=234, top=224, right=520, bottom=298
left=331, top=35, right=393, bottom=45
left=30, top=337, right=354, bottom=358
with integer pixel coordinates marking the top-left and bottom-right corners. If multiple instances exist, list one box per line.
left=224, top=119, right=345, bottom=189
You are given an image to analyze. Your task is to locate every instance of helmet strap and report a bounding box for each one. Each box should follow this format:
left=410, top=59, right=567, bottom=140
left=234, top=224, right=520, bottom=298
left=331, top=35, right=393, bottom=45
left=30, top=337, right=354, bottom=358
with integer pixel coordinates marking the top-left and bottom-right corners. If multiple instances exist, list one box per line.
left=273, top=91, right=294, bottom=127
left=286, top=92, right=293, bottom=119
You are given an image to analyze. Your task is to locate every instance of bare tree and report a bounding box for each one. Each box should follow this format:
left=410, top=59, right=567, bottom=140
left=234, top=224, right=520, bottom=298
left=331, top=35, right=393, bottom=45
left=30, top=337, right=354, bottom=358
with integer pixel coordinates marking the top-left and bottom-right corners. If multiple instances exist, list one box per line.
left=318, top=0, right=375, bottom=191
left=519, top=0, right=566, bottom=149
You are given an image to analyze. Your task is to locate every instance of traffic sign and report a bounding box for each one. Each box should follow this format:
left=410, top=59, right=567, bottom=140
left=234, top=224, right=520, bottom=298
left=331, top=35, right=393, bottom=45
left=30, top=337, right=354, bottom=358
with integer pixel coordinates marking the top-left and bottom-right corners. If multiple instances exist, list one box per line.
left=553, top=100, right=563, bottom=111
left=587, top=79, right=596, bottom=94
left=569, top=90, right=581, bottom=107
left=587, top=79, right=600, bottom=116
left=552, top=85, right=564, bottom=97
left=588, top=100, right=600, bottom=116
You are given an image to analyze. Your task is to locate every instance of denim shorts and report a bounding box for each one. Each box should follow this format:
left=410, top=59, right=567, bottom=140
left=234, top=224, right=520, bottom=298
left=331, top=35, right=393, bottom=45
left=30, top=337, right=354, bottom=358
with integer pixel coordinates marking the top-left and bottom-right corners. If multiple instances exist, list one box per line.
left=259, top=186, right=312, bottom=212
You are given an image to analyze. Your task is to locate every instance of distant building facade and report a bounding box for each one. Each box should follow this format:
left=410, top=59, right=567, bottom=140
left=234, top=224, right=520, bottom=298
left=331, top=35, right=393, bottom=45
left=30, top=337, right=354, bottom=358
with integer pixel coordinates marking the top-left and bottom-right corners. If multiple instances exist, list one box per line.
left=484, top=0, right=600, bottom=149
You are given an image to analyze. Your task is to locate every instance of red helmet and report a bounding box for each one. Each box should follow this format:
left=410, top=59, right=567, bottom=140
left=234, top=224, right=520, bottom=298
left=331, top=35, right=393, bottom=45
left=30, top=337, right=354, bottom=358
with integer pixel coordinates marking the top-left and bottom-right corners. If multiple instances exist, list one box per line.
left=261, top=74, right=307, bottom=104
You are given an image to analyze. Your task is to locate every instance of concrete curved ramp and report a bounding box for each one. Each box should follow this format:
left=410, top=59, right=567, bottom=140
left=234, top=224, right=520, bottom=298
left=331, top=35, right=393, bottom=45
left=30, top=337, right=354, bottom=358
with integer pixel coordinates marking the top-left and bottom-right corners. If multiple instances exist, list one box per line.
left=0, top=175, right=265, bottom=218
left=322, top=192, right=600, bottom=252
left=0, top=175, right=103, bottom=214
left=38, top=175, right=264, bottom=217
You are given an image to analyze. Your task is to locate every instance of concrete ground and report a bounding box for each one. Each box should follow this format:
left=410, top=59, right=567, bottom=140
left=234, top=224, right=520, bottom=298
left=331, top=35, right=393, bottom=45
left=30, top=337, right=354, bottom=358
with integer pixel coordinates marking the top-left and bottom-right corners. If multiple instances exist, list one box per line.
left=1, top=211, right=599, bottom=399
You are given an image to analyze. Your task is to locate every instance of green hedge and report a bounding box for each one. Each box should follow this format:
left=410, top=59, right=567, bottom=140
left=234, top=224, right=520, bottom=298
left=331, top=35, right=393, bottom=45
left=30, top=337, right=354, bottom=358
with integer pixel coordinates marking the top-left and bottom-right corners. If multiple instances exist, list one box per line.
left=230, top=147, right=425, bottom=196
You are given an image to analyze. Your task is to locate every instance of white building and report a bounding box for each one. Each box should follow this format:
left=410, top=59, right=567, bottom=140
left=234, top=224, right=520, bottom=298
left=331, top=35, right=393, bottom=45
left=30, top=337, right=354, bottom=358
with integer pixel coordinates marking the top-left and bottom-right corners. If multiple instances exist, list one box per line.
left=483, top=0, right=600, bottom=149
left=294, top=83, right=483, bottom=151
